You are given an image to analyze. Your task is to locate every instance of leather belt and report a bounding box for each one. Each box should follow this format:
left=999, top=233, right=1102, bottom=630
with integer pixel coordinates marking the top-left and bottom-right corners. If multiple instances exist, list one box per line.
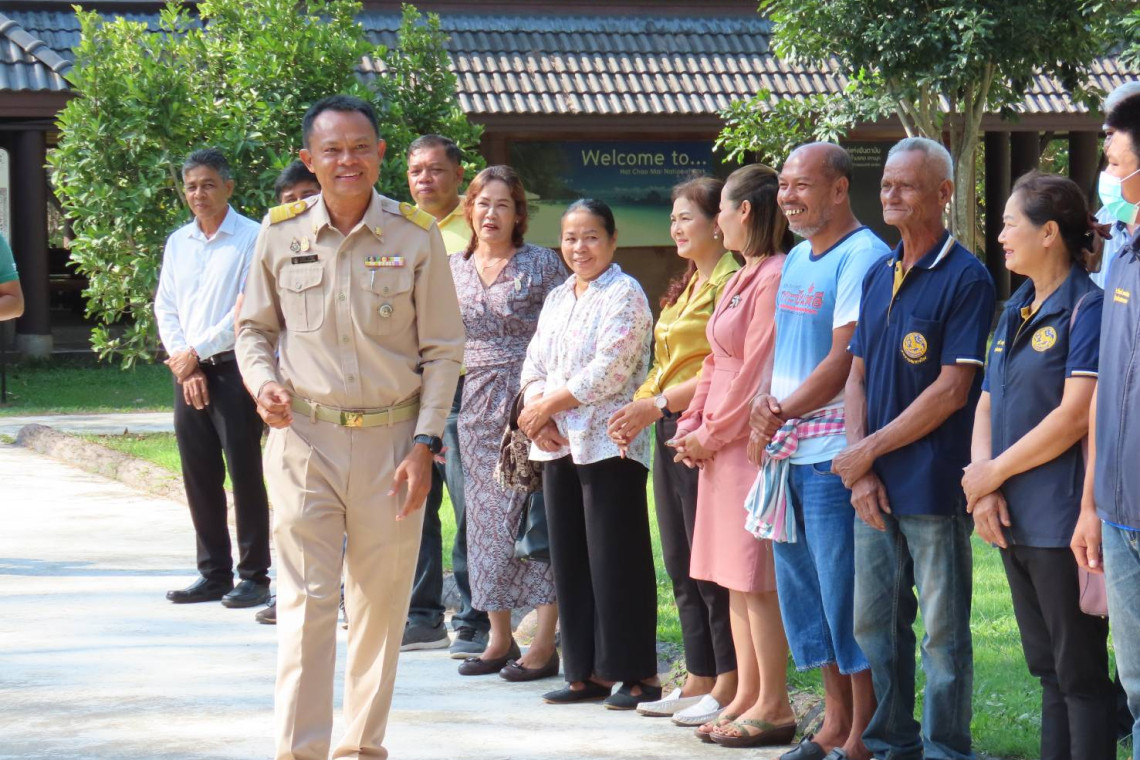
left=199, top=350, right=236, bottom=366
left=291, top=396, right=420, bottom=428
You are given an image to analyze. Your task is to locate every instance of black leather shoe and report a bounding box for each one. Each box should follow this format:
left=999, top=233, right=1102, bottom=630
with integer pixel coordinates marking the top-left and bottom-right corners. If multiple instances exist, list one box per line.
left=167, top=576, right=233, bottom=604
left=458, top=639, right=521, bottom=676
left=221, top=579, right=271, bottom=608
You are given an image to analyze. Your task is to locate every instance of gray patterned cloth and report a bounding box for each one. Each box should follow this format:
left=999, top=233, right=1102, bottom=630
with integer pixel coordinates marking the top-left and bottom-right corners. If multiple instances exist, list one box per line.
left=450, top=243, right=565, bottom=611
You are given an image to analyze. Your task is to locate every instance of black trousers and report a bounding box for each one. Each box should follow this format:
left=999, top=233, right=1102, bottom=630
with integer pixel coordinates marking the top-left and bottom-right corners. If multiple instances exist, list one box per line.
left=654, top=417, right=735, bottom=677
left=1001, top=544, right=1116, bottom=760
left=544, top=455, right=657, bottom=684
left=172, top=360, right=270, bottom=584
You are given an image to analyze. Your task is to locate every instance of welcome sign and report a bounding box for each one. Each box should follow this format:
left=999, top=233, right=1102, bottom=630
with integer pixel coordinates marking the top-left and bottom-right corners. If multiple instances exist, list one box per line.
left=510, top=140, right=717, bottom=247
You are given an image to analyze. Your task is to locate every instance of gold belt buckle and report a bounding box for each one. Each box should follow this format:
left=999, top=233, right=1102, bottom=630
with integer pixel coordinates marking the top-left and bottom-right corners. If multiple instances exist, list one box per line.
left=343, top=411, right=364, bottom=428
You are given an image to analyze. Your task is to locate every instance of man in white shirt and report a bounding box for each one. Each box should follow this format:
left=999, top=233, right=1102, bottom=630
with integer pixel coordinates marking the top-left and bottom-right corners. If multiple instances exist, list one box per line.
left=156, top=148, right=271, bottom=608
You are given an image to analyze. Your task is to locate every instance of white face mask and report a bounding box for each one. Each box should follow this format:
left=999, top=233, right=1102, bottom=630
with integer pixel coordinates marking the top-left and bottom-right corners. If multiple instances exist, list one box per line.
left=1098, top=167, right=1140, bottom=225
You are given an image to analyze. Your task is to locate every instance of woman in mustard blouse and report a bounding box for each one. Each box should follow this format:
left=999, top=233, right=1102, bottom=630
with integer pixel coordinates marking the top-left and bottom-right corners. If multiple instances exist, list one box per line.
left=608, top=176, right=741, bottom=725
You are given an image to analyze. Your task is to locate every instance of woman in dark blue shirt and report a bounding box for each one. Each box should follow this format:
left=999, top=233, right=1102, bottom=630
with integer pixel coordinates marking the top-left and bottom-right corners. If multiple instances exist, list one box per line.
left=963, top=172, right=1115, bottom=760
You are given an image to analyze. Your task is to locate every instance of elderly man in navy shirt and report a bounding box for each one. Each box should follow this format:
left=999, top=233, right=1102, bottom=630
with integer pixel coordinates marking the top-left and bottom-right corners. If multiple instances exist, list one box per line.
left=1074, top=91, right=1140, bottom=754
left=833, top=137, right=995, bottom=760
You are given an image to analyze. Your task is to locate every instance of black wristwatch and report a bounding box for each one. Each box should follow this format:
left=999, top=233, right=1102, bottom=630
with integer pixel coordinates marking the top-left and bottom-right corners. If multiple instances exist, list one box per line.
left=413, top=434, right=444, bottom=454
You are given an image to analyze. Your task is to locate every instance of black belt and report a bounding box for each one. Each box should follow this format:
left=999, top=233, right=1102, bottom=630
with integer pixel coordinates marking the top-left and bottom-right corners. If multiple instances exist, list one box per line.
left=199, top=350, right=236, bottom=366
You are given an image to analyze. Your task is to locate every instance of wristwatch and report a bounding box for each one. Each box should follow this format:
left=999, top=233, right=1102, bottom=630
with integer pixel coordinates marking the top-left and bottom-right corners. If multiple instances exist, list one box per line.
left=653, top=394, right=671, bottom=415
left=413, top=434, right=443, bottom=454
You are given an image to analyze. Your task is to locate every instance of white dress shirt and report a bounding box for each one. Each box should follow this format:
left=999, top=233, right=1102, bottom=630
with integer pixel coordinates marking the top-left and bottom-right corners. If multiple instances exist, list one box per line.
left=520, top=263, right=653, bottom=468
left=155, top=205, right=260, bottom=360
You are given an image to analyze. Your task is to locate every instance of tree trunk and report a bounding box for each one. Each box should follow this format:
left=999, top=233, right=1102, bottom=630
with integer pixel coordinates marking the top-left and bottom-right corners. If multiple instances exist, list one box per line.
left=951, top=140, right=977, bottom=253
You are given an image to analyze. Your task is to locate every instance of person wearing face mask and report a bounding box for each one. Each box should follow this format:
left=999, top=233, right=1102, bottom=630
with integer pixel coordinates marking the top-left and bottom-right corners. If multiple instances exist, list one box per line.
left=607, top=176, right=740, bottom=726
left=517, top=199, right=658, bottom=710
left=1073, top=92, right=1140, bottom=756
left=448, top=166, right=566, bottom=681
left=964, top=172, right=1113, bottom=760
left=671, top=164, right=797, bottom=748
left=1088, top=82, right=1140, bottom=288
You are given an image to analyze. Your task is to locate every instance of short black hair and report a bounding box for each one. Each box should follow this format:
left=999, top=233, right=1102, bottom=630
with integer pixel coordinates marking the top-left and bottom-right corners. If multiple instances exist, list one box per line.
left=273, top=160, right=319, bottom=201
left=407, top=134, right=463, bottom=166
left=302, top=95, right=380, bottom=148
left=563, top=198, right=617, bottom=238
left=1106, top=93, right=1140, bottom=163
left=182, top=148, right=231, bottom=181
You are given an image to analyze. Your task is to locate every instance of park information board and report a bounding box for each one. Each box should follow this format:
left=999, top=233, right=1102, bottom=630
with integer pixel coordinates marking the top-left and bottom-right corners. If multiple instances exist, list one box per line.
left=511, top=140, right=717, bottom=248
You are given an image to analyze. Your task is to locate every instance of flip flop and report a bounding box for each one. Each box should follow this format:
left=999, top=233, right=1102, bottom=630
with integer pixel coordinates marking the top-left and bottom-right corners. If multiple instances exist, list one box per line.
left=694, top=713, right=739, bottom=744
left=710, top=718, right=797, bottom=748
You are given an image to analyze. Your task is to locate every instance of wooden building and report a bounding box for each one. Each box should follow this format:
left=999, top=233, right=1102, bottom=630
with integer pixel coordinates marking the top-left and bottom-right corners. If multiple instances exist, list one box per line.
left=0, top=0, right=1136, bottom=355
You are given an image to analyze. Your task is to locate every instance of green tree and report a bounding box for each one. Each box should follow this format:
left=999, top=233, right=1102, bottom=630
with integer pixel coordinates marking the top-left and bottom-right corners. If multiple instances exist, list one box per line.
left=50, top=0, right=482, bottom=365
left=718, top=1, right=1128, bottom=251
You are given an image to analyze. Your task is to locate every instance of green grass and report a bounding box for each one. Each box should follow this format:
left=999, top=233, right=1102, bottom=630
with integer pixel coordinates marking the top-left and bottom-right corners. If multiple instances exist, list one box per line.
left=0, top=359, right=172, bottom=415
left=78, top=429, right=1121, bottom=758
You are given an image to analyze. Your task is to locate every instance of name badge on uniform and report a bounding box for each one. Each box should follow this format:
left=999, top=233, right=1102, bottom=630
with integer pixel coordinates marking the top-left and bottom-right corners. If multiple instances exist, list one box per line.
left=291, top=254, right=318, bottom=264
left=365, top=256, right=405, bottom=268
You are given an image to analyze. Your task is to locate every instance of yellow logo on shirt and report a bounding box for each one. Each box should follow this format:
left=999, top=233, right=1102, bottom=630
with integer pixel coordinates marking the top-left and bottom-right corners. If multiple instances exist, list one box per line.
left=1031, top=327, right=1057, bottom=352
left=901, top=332, right=928, bottom=364
left=1115, top=288, right=1131, bottom=305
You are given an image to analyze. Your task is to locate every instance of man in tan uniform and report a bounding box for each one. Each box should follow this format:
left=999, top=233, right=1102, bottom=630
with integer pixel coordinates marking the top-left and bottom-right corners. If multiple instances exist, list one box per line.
left=237, top=95, right=464, bottom=760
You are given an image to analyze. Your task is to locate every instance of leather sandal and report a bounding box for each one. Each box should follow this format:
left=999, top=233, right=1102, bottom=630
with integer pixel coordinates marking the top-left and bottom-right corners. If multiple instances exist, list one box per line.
left=499, top=651, right=560, bottom=682
left=711, top=719, right=797, bottom=748
left=457, top=639, right=521, bottom=676
left=695, top=713, right=738, bottom=744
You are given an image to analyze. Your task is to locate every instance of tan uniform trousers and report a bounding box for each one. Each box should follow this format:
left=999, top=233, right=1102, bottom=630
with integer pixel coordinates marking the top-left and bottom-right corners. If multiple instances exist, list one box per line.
left=265, top=413, right=424, bottom=760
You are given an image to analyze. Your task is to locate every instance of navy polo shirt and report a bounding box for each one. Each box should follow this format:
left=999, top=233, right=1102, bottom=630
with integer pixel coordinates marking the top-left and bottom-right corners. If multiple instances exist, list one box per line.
left=849, top=231, right=996, bottom=516
left=983, top=266, right=1102, bottom=547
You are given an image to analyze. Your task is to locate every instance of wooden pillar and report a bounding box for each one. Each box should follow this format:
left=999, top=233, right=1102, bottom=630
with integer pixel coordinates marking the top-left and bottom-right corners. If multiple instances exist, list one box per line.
left=984, top=130, right=1011, bottom=300
left=1069, top=130, right=1100, bottom=202
left=1010, top=131, right=1040, bottom=185
left=11, top=129, right=51, bottom=357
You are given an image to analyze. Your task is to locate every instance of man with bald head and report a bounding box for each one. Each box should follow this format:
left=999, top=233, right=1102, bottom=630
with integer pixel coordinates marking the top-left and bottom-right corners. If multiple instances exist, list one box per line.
left=750, top=143, right=887, bottom=760
left=834, top=138, right=995, bottom=760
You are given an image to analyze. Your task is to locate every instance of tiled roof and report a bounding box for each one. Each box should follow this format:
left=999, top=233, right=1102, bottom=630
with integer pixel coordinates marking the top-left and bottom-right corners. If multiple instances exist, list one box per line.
left=3, top=7, right=1137, bottom=119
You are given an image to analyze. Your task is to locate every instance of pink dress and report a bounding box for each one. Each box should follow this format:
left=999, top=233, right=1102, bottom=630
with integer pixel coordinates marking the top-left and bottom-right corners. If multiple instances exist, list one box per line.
left=676, top=255, right=783, bottom=593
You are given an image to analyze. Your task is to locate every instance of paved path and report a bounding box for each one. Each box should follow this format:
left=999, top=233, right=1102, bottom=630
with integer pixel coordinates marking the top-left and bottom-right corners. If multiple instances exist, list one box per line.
left=0, top=444, right=788, bottom=760
left=0, top=411, right=174, bottom=438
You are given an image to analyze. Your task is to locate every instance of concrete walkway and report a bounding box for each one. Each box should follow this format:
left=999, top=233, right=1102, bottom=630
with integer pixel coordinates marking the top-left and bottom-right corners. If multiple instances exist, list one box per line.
left=0, top=411, right=174, bottom=438
left=0, top=444, right=789, bottom=760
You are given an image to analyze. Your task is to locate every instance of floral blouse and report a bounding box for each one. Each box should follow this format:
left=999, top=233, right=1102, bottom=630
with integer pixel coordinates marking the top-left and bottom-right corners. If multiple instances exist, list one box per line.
left=520, top=263, right=653, bottom=468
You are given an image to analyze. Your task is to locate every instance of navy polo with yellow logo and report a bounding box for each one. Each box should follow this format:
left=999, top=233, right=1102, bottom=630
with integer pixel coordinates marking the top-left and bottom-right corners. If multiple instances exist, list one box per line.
left=983, top=265, right=1101, bottom=547
left=849, top=230, right=996, bottom=516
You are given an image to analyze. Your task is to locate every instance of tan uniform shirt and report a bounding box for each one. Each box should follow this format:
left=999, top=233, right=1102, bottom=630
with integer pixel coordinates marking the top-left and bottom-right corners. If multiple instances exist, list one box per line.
left=434, top=195, right=472, bottom=255
left=236, top=191, right=464, bottom=438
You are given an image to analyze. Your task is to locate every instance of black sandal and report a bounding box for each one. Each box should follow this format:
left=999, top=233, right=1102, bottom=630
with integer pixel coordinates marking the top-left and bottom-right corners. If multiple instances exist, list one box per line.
left=603, top=681, right=663, bottom=710
left=542, top=680, right=612, bottom=704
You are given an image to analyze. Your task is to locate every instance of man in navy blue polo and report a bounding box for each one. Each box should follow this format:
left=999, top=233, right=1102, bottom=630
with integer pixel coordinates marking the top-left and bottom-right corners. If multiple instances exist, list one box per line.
left=833, top=137, right=995, bottom=760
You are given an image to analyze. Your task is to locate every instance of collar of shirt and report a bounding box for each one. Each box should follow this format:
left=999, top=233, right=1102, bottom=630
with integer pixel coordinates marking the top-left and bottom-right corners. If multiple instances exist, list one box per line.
left=564, top=262, right=624, bottom=293
left=188, top=205, right=239, bottom=243
left=308, top=191, right=385, bottom=239
left=888, top=229, right=954, bottom=296
left=1007, top=263, right=1087, bottom=326
left=436, top=195, right=465, bottom=230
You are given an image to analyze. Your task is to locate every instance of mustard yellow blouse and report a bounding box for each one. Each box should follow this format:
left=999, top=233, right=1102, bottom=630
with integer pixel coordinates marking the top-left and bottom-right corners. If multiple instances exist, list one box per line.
left=634, top=251, right=740, bottom=400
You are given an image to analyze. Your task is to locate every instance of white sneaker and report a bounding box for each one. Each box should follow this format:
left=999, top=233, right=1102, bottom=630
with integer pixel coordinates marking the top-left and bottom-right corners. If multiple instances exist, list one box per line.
left=635, top=688, right=704, bottom=717
left=671, top=694, right=724, bottom=726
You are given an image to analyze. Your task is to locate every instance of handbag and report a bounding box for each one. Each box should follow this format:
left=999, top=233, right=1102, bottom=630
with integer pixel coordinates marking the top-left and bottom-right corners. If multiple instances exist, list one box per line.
left=494, top=387, right=543, bottom=494
left=514, top=489, right=550, bottom=563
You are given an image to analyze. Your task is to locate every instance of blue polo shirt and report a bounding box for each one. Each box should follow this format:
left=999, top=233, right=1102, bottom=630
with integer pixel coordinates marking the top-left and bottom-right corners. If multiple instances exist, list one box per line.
left=983, top=266, right=1101, bottom=547
left=849, top=231, right=995, bottom=516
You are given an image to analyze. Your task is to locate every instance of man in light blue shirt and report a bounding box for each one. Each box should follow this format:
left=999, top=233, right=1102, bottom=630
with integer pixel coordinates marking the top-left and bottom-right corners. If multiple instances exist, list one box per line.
left=750, top=143, right=888, bottom=760
left=155, top=148, right=270, bottom=609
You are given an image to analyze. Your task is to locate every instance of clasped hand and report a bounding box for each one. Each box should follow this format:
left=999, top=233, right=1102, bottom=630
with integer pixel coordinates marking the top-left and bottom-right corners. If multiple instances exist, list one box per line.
left=519, top=396, right=568, bottom=453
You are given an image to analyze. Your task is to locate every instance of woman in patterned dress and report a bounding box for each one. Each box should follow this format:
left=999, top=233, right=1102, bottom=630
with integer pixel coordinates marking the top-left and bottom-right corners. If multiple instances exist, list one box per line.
left=450, top=166, right=567, bottom=680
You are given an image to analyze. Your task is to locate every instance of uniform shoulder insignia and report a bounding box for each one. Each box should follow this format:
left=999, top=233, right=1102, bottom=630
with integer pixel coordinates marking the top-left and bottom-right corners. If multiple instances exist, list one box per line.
left=268, top=196, right=317, bottom=225
left=398, top=201, right=435, bottom=231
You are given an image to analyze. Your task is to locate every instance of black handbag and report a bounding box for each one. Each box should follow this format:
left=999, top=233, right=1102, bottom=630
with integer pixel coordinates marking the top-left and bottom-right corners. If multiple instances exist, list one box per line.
left=514, top=489, right=550, bottom=563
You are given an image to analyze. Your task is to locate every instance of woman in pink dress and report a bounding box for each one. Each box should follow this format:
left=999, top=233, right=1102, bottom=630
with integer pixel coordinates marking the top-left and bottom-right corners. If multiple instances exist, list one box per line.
left=672, top=163, right=796, bottom=748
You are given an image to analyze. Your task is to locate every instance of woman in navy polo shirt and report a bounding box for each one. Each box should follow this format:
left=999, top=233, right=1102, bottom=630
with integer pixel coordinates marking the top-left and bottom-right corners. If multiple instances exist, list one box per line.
left=963, top=172, right=1115, bottom=760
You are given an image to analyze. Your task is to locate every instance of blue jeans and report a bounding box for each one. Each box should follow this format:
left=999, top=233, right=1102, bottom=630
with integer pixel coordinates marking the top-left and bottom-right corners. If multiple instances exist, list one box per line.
left=1103, top=522, right=1140, bottom=749
left=854, top=513, right=974, bottom=760
left=773, top=460, right=868, bottom=674
left=407, top=376, right=488, bottom=632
